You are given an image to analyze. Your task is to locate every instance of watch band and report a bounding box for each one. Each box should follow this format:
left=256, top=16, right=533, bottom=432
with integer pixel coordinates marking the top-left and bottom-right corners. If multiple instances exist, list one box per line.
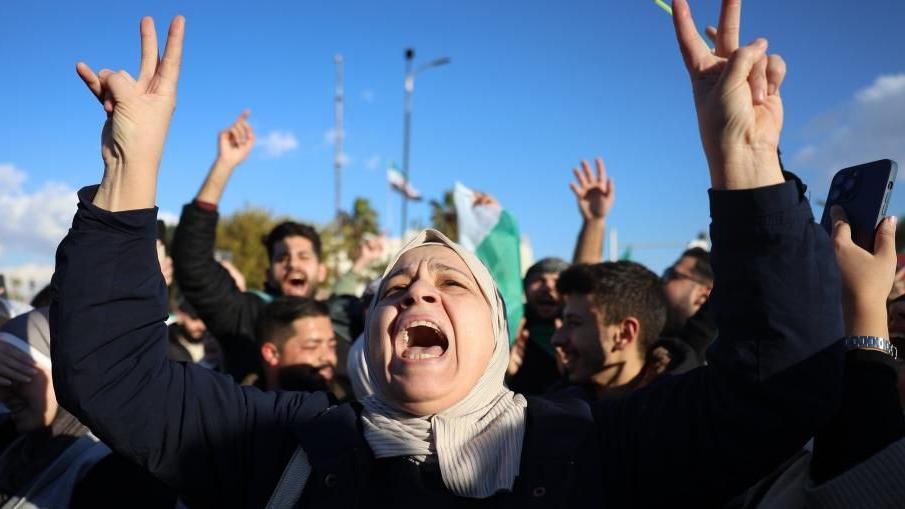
left=842, top=336, right=898, bottom=359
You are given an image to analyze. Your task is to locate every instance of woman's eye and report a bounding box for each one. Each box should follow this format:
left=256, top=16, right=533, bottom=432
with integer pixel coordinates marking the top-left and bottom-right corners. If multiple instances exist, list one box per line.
left=442, top=279, right=465, bottom=289
left=383, top=284, right=407, bottom=296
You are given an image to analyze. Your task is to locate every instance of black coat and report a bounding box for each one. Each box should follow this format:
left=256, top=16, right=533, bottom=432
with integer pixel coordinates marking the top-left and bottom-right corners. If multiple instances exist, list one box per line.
left=50, top=177, right=844, bottom=508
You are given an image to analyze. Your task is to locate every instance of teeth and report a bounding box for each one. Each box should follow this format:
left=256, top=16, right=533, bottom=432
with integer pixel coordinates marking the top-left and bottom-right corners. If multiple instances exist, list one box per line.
left=405, top=320, right=441, bottom=332
left=399, top=319, right=442, bottom=347
left=403, top=351, right=441, bottom=360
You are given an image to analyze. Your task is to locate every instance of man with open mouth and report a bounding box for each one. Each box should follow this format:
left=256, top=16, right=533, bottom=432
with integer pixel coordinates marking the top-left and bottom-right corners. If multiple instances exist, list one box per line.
left=170, top=113, right=366, bottom=394
left=507, top=257, right=568, bottom=395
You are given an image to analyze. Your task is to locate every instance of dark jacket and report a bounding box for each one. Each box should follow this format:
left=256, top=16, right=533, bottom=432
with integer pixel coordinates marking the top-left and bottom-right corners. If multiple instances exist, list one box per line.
left=51, top=176, right=844, bottom=508
left=171, top=201, right=359, bottom=384
left=508, top=320, right=562, bottom=395
left=662, top=300, right=719, bottom=366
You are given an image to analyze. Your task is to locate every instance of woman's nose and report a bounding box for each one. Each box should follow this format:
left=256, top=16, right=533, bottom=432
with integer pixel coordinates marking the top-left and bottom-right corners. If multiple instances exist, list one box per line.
left=402, top=280, right=439, bottom=307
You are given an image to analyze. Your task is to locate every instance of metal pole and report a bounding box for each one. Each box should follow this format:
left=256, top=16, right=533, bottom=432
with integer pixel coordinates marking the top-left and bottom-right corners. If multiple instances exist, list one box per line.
left=401, top=48, right=414, bottom=237
left=333, top=54, right=344, bottom=220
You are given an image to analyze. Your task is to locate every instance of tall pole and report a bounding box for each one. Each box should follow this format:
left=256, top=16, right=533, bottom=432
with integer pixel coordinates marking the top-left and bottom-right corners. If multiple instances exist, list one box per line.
left=333, top=54, right=344, bottom=220
left=401, top=48, right=414, bottom=237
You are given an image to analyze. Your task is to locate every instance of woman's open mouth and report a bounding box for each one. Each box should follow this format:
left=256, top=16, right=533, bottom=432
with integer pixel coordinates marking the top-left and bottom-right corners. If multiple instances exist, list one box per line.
left=395, top=319, right=450, bottom=361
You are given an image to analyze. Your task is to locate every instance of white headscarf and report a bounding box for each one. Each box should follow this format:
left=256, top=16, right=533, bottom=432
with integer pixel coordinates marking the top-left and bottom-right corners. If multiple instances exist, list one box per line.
left=359, top=229, right=527, bottom=498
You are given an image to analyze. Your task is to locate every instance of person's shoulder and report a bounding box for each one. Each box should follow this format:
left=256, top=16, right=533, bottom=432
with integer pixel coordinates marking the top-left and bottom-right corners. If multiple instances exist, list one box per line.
left=325, top=294, right=365, bottom=343
left=526, top=392, right=594, bottom=421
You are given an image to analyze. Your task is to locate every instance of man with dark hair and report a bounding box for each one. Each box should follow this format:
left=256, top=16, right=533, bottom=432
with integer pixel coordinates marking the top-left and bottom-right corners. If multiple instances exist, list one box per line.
left=663, top=248, right=713, bottom=331
left=253, top=297, right=338, bottom=394
left=508, top=158, right=615, bottom=394
left=259, top=221, right=326, bottom=298
left=507, top=257, right=569, bottom=395
left=552, top=261, right=668, bottom=399
left=661, top=247, right=717, bottom=362
left=171, top=112, right=356, bottom=387
left=167, top=299, right=219, bottom=370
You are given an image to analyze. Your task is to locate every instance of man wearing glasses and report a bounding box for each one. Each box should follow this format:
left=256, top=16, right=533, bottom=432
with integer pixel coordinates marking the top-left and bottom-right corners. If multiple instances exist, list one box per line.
left=661, top=248, right=716, bottom=363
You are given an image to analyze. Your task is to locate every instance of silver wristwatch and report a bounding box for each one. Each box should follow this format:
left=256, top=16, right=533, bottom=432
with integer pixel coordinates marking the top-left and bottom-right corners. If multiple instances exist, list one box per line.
left=842, top=336, right=898, bottom=359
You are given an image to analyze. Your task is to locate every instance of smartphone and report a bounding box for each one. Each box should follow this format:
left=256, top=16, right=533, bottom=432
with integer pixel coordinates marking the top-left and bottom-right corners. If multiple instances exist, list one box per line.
left=820, top=159, right=897, bottom=251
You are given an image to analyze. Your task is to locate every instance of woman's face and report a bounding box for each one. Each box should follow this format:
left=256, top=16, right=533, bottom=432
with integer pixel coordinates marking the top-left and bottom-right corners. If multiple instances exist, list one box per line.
left=369, top=245, right=494, bottom=415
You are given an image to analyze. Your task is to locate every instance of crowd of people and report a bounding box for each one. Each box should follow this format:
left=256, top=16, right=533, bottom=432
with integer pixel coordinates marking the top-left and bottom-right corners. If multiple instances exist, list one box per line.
left=1, top=0, right=904, bottom=507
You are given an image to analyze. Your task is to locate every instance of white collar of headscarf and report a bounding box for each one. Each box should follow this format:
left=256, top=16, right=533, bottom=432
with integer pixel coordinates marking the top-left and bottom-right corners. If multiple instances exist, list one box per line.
left=359, top=229, right=527, bottom=498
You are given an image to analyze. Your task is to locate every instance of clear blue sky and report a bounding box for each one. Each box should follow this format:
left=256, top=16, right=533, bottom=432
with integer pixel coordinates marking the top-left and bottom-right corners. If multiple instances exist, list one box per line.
left=2, top=0, right=904, bottom=274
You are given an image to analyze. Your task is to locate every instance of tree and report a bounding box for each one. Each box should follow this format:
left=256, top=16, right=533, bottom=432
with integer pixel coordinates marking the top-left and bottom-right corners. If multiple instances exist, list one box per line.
left=320, top=197, right=382, bottom=287
left=216, top=206, right=281, bottom=291
left=430, top=189, right=458, bottom=241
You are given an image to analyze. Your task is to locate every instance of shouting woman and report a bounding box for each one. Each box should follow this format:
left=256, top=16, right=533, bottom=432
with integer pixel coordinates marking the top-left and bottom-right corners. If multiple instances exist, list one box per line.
left=50, top=1, right=857, bottom=507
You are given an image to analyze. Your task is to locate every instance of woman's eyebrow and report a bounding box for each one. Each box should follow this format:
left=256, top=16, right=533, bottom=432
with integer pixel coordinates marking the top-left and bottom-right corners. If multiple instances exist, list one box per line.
left=383, top=260, right=471, bottom=283
left=430, top=262, right=472, bottom=280
left=384, top=266, right=411, bottom=281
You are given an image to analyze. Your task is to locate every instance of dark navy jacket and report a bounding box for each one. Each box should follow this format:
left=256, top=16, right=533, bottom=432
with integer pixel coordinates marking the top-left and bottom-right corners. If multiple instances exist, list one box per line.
left=50, top=176, right=844, bottom=508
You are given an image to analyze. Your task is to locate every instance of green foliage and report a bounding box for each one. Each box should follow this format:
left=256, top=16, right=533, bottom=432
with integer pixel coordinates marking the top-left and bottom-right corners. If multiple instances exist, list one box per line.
left=215, top=206, right=281, bottom=290
left=321, top=197, right=382, bottom=286
left=429, top=189, right=458, bottom=241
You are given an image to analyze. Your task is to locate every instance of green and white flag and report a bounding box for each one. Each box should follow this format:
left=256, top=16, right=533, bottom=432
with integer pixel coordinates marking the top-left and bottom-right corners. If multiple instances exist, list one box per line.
left=453, top=183, right=523, bottom=345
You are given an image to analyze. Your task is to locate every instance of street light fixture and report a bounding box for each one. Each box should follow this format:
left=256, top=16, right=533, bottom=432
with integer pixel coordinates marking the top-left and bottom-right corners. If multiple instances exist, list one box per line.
left=400, top=49, right=450, bottom=237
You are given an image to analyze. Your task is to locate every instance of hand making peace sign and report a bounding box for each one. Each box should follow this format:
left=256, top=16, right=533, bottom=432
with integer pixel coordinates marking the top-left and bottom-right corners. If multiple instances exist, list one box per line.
left=76, top=16, right=185, bottom=211
left=672, top=0, right=786, bottom=190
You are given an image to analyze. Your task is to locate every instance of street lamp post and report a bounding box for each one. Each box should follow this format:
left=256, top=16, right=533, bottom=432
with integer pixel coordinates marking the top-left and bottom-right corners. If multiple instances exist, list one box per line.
left=333, top=54, right=344, bottom=220
left=400, top=49, right=450, bottom=237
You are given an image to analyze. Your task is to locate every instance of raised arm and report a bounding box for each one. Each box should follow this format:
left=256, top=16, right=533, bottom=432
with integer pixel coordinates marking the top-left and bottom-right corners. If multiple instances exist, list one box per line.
left=171, top=114, right=265, bottom=381
left=592, top=1, right=844, bottom=506
left=808, top=207, right=904, bottom=495
left=52, top=18, right=318, bottom=506
left=196, top=110, right=256, bottom=205
left=570, top=157, right=614, bottom=264
left=75, top=17, right=184, bottom=212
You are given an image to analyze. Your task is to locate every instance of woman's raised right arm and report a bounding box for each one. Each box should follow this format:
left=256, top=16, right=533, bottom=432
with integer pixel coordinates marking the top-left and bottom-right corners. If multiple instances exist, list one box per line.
left=50, top=18, right=329, bottom=507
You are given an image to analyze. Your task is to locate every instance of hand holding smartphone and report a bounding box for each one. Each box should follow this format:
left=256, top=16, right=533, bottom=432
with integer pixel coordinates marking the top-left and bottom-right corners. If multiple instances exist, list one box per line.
left=820, top=159, right=897, bottom=252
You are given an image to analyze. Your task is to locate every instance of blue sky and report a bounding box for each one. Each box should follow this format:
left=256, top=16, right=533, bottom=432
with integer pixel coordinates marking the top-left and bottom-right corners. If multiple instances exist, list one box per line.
left=2, top=0, right=904, bottom=279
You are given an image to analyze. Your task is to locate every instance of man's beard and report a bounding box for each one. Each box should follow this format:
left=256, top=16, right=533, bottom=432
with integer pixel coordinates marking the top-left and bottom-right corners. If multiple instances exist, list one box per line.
left=525, top=300, right=562, bottom=324
left=176, top=324, right=205, bottom=344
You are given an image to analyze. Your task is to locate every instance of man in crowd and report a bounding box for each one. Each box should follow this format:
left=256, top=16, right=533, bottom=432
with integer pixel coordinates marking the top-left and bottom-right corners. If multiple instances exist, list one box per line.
left=507, top=257, right=568, bottom=394
left=551, top=260, right=669, bottom=400
left=508, top=157, right=614, bottom=394
left=661, top=247, right=717, bottom=363
left=253, top=297, right=344, bottom=396
left=167, top=299, right=221, bottom=370
left=172, top=111, right=363, bottom=386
